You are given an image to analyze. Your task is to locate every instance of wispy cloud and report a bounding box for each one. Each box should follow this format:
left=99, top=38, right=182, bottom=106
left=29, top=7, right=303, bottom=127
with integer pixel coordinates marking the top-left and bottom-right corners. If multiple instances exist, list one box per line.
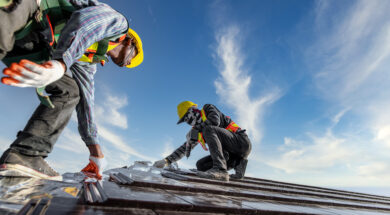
left=60, top=92, right=154, bottom=172
left=94, top=93, right=155, bottom=161
left=308, top=0, right=390, bottom=107
left=214, top=25, right=281, bottom=143
left=270, top=0, right=390, bottom=185
left=56, top=128, right=88, bottom=154
left=95, top=94, right=128, bottom=129
left=97, top=126, right=155, bottom=161
left=267, top=130, right=351, bottom=174
left=161, top=136, right=175, bottom=158
left=307, top=0, right=390, bottom=154
left=0, top=136, right=11, bottom=151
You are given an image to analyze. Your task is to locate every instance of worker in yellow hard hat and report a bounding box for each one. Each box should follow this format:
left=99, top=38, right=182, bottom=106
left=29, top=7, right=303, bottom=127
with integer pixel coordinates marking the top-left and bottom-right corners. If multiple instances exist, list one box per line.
left=154, top=101, right=252, bottom=182
left=0, top=0, right=143, bottom=180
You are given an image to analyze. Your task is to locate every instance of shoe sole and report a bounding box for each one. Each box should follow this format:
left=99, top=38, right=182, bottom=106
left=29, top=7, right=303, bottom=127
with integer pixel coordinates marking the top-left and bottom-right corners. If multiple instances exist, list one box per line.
left=0, top=164, right=62, bottom=181
left=197, top=172, right=229, bottom=182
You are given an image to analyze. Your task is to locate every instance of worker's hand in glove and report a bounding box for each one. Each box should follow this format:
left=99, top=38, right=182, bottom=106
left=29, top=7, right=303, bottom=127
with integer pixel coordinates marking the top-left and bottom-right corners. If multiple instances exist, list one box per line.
left=1, top=59, right=65, bottom=88
left=81, top=156, right=107, bottom=180
left=153, top=159, right=168, bottom=168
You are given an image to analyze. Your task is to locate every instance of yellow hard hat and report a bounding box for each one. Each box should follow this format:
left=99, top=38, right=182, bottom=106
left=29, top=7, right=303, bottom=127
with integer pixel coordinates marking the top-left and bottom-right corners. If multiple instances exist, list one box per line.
left=126, top=28, right=144, bottom=68
left=177, top=101, right=197, bottom=124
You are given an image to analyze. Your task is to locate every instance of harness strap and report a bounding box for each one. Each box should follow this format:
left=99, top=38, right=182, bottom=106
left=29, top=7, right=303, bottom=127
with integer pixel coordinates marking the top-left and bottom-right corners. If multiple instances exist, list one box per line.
left=226, top=121, right=240, bottom=133
left=198, top=132, right=208, bottom=151
left=14, top=20, right=35, bottom=40
left=200, top=109, right=207, bottom=122
left=91, top=39, right=109, bottom=63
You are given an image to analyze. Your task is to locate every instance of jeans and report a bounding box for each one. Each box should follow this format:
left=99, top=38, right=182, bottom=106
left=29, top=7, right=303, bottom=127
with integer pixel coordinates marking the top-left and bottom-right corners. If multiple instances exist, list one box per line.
left=10, top=74, right=80, bottom=157
left=201, top=125, right=252, bottom=171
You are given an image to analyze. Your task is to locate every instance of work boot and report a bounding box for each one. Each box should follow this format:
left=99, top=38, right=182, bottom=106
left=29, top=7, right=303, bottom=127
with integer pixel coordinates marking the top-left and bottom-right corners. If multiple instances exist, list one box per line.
left=0, top=148, right=62, bottom=180
left=197, top=168, right=229, bottom=182
left=230, top=158, right=248, bottom=180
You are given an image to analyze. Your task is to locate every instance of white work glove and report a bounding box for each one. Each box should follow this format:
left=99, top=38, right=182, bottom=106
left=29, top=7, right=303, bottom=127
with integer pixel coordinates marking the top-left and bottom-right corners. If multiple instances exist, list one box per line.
left=81, top=156, right=107, bottom=180
left=1, top=59, right=65, bottom=88
left=153, top=159, right=168, bottom=168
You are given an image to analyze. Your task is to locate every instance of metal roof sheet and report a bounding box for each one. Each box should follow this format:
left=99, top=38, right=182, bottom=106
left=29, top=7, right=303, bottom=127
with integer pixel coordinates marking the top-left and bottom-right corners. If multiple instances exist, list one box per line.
left=1, top=161, right=390, bottom=215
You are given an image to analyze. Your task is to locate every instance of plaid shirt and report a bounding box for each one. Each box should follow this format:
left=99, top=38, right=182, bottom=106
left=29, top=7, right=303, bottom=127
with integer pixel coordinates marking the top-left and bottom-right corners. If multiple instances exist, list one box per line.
left=53, top=1, right=128, bottom=145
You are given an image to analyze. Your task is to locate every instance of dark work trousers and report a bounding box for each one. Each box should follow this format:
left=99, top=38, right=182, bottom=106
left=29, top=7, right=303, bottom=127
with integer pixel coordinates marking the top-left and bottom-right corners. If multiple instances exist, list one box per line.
left=9, top=74, right=80, bottom=157
left=0, top=0, right=39, bottom=59
left=202, top=125, right=251, bottom=171
left=196, top=154, right=238, bottom=172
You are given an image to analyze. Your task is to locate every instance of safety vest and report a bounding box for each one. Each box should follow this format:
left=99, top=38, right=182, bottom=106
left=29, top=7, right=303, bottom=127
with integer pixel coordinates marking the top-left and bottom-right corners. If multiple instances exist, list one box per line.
left=2, top=0, right=126, bottom=108
left=79, top=34, right=126, bottom=66
left=197, top=109, right=241, bottom=151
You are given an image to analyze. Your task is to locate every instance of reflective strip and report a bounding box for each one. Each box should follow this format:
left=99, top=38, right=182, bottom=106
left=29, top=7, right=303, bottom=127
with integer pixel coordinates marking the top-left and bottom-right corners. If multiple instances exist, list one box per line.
left=198, top=132, right=208, bottom=151
left=79, top=34, right=126, bottom=63
left=200, top=109, right=207, bottom=122
left=88, top=53, right=94, bottom=61
left=226, top=121, right=240, bottom=133
left=46, top=15, right=55, bottom=46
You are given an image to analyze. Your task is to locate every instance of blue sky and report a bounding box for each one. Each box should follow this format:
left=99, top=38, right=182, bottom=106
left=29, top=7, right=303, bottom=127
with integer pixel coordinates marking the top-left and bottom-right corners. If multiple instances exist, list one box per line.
left=2, top=0, right=390, bottom=195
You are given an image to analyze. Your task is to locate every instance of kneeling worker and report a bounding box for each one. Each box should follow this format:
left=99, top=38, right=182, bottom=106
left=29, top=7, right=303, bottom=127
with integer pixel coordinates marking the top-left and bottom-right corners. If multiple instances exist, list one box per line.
left=154, top=101, right=251, bottom=181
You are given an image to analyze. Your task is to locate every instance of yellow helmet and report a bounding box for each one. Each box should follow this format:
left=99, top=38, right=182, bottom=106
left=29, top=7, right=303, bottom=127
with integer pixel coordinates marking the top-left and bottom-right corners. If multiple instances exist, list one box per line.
left=177, top=101, right=197, bottom=124
left=126, top=28, right=144, bottom=68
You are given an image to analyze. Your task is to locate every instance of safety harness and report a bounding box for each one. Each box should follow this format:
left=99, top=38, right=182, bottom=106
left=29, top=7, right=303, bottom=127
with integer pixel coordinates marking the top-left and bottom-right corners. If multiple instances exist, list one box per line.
left=2, top=0, right=126, bottom=108
left=197, top=109, right=241, bottom=151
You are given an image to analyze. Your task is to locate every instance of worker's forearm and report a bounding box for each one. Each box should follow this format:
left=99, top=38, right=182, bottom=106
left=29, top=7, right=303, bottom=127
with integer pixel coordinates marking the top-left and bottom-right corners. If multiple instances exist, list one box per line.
left=87, top=144, right=104, bottom=158
left=165, top=142, right=187, bottom=163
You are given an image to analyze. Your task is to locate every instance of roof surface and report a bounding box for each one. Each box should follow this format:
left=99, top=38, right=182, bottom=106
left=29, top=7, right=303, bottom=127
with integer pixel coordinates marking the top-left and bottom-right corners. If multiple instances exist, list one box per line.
left=1, top=161, right=390, bottom=215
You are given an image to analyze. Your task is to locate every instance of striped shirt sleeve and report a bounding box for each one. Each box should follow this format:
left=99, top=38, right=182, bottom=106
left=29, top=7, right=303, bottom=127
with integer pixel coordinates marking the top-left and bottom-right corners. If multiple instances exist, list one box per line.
left=53, top=3, right=128, bottom=69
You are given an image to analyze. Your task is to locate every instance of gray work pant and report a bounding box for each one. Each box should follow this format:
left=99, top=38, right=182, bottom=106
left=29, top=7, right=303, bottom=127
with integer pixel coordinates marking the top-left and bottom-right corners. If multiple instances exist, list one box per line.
left=10, top=74, right=80, bottom=157
left=201, top=126, right=251, bottom=171
left=196, top=154, right=238, bottom=172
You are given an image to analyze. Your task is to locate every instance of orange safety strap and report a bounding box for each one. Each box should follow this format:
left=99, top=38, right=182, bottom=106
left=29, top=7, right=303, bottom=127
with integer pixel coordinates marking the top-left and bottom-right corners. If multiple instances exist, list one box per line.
left=46, top=14, right=55, bottom=46
left=83, top=34, right=126, bottom=61
left=226, top=121, right=240, bottom=133
left=108, top=34, right=126, bottom=46
left=87, top=53, right=94, bottom=61
left=85, top=48, right=97, bottom=53
left=197, top=109, right=241, bottom=151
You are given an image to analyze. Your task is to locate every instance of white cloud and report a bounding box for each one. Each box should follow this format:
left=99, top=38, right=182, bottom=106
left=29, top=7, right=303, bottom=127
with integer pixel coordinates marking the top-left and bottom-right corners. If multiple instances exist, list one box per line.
left=214, top=25, right=281, bottom=143
left=59, top=91, right=153, bottom=172
left=0, top=136, right=11, bottom=151
left=272, top=0, right=390, bottom=185
left=95, top=94, right=128, bottom=129
left=98, top=126, right=155, bottom=161
left=331, top=108, right=350, bottom=126
left=161, top=137, right=175, bottom=158
left=309, top=0, right=390, bottom=107
left=374, top=124, right=390, bottom=148
left=268, top=131, right=351, bottom=174
left=56, top=128, right=88, bottom=154
left=358, top=162, right=390, bottom=178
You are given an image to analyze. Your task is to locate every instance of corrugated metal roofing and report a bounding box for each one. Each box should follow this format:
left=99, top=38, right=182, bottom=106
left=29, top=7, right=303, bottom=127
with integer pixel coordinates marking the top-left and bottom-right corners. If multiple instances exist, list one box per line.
left=1, top=161, right=390, bottom=215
